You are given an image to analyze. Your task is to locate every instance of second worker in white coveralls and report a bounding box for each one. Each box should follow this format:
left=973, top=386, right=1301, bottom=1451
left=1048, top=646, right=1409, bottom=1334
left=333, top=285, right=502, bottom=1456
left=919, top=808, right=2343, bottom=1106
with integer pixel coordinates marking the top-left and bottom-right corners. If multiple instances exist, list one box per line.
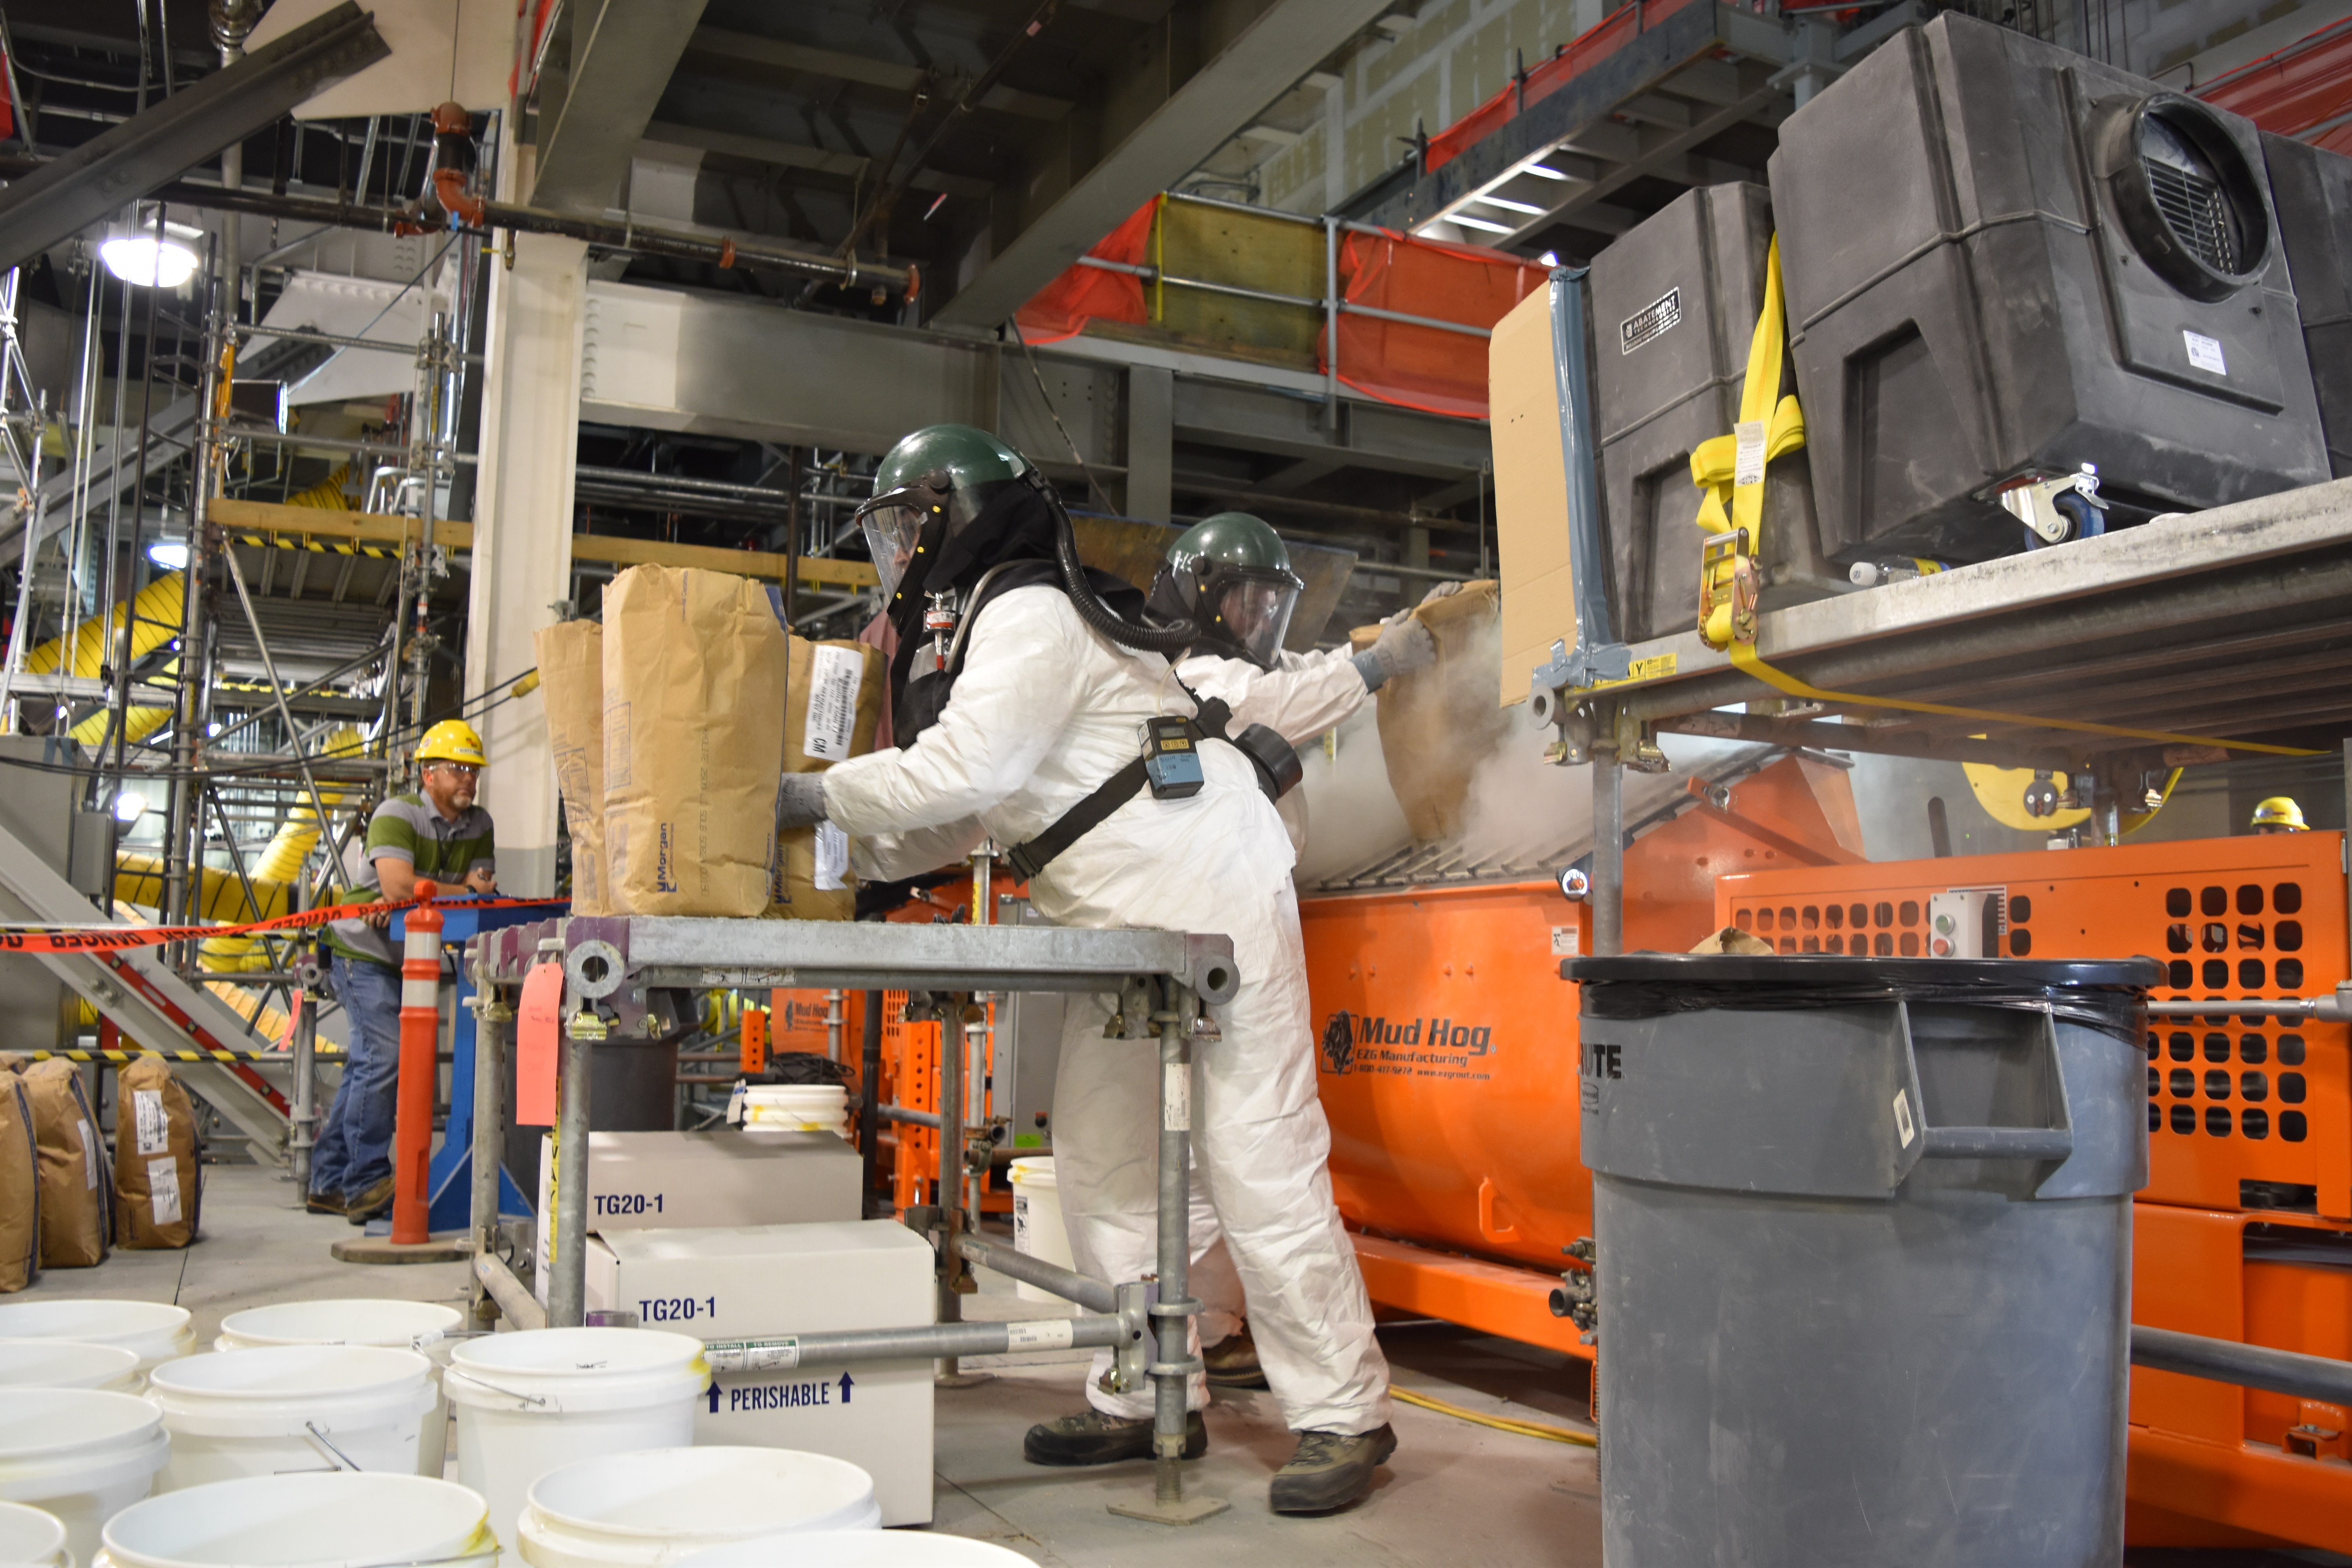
left=775, top=425, right=1397, bottom=1514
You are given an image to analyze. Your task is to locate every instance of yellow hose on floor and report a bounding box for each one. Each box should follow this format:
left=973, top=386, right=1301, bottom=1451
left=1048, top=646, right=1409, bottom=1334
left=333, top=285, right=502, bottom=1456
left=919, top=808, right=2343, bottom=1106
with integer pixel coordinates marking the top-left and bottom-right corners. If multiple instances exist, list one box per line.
left=1391, top=1387, right=1597, bottom=1448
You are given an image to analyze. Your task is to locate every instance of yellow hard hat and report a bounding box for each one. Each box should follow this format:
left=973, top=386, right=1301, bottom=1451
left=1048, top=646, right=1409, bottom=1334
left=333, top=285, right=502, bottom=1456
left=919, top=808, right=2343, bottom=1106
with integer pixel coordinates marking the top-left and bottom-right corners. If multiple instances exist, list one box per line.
left=417, top=719, right=486, bottom=767
left=2251, top=796, right=2307, bottom=833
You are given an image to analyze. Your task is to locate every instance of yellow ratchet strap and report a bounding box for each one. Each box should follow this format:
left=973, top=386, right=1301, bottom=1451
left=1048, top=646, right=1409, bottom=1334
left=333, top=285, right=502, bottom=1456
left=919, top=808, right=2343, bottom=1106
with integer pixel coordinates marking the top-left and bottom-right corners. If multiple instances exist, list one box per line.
left=1692, top=235, right=1805, bottom=650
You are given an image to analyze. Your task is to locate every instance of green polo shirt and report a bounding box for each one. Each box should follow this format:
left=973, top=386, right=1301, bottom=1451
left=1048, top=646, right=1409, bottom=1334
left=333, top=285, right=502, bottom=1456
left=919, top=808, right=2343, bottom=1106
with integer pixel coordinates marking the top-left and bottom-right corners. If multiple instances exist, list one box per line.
left=323, top=793, right=495, bottom=967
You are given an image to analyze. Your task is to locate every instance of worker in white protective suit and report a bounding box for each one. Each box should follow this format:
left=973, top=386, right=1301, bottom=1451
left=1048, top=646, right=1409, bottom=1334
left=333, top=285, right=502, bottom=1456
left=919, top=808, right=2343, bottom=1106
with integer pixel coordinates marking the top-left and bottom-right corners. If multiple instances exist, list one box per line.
left=1141, top=512, right=1446, bottom=1390
left=775, top=426, right=1419, bottom=1514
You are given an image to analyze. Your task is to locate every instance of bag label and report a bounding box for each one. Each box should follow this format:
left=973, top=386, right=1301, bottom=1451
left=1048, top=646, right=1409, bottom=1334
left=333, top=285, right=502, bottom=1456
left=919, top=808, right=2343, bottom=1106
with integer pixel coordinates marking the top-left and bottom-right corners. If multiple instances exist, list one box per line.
left=133, top=1089, right=169, bottom=1156
left=802, top=645, right=864, bottom=762
left=1620, top=287, right=1681, bottom=354
left=2183, top=330, right=2227, bottom=376
left=148, top=1156, right=182, bottom=1226
left=79, top=1120, right=97, bottom=1190
left=813, top=822, right=849, bottom=892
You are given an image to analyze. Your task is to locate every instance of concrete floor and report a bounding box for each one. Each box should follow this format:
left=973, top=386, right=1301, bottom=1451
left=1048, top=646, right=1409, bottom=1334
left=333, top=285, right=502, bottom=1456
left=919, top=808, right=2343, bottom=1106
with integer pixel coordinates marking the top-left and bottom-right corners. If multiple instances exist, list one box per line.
left=14, top=1163, right=2343, bottom=1567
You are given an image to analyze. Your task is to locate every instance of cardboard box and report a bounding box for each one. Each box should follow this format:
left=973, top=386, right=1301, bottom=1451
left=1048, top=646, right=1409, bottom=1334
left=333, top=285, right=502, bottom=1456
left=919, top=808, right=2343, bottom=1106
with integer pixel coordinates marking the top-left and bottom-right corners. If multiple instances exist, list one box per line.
left=534, top=1131, right=860, bottom=1307
left=1490, top=281, right=1581, bottom=708
left=585, top=1221, right=936, bottom=1525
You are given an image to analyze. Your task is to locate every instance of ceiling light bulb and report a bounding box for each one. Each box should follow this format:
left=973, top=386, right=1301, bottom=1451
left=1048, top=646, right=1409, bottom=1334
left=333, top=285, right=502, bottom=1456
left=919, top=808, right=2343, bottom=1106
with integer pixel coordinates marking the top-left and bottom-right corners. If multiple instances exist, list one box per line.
left=100, top=235, right=200, bottom=289
left=147, top=539, right=190, bottom=569
left=112, top=790, right=147, bottom=824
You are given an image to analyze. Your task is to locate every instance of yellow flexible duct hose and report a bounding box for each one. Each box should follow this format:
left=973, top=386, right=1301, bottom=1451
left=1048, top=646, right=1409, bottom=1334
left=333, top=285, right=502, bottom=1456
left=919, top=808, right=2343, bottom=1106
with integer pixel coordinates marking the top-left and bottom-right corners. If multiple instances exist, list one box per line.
left=200, top=726, right=363, bottom=972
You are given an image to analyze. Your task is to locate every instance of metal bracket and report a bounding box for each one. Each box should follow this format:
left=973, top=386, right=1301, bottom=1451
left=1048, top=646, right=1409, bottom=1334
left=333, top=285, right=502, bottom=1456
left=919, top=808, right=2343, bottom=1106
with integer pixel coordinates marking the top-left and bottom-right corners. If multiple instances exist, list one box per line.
left=1111, top=1279, right=1154, bottom=1394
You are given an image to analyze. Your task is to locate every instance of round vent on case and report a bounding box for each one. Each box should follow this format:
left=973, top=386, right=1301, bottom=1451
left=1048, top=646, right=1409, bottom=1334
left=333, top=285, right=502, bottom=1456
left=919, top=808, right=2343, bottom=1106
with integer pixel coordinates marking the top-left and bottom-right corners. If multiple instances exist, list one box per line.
left=2098, top=94, right=2272, bottom=302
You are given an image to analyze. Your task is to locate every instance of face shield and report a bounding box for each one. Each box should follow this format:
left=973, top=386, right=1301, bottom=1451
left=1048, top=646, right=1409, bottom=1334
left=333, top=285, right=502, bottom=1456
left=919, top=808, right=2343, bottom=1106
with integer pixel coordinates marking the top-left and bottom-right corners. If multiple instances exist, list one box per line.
left=1212, top=573, right=1300, bottom=666
left=853, top=485, right=943, bottom=598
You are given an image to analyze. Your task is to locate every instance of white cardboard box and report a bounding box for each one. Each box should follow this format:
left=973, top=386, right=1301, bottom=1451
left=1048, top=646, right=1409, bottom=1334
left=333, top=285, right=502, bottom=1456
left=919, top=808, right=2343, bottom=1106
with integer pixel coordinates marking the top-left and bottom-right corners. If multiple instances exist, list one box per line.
left=584, top=1220, right=936, bottom=1526
left=534, top=1130, right=860, bottom=1307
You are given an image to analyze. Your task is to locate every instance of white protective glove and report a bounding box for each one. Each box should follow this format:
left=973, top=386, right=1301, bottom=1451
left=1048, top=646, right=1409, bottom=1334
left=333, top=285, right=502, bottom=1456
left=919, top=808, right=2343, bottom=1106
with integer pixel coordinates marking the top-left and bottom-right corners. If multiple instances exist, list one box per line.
left=775, top=771, right=830, bottom=830
left=1420, top=579, right=1467, bottom=604
left=1351, top=610, right=1437, bottom=691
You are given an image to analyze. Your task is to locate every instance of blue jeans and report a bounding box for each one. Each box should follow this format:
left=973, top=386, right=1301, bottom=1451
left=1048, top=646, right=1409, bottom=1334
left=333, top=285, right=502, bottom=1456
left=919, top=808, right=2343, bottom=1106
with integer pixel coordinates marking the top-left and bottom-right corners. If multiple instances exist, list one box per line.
left=310, top=954, right=402, bottom=1198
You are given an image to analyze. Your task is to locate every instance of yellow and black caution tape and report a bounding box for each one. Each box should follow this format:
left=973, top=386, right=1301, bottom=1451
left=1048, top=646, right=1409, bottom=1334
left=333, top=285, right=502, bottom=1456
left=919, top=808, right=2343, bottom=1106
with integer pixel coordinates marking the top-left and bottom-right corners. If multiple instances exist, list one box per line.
left=4, top=1047, right=347, bottom=1064
left=1392, top=1387, right=1597, bottom=1449
left=1688, top=237, right=2322, bottom=761
left=233, top=533, right=402, bottom=561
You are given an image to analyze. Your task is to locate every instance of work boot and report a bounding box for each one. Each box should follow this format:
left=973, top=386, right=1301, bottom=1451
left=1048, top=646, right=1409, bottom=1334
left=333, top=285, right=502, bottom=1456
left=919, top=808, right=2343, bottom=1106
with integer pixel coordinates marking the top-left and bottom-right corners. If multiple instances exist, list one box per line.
left=303, top=1189, right=346, bottom=1216
left=345, top=1176, right=395, bottom=1224
left=1269, top=1423, right=1396, bottom=1515
left=1023, top=1409, right=1207, bottom=1466
left=1203, top=1323, right=1269, bottom=1389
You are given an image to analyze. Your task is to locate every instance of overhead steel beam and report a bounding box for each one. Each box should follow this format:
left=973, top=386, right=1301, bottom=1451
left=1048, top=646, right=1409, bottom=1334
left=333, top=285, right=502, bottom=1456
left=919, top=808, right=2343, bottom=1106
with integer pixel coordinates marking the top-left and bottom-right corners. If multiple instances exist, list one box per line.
left=932, top=0, right=1393, bottom=329
left=533, top=0, right=714, bottom=214
left=646, top=120, right=993, bottom=199
left=679, top=27, right=1071, bottom=119
left=0, top=2, right=387, bottom=269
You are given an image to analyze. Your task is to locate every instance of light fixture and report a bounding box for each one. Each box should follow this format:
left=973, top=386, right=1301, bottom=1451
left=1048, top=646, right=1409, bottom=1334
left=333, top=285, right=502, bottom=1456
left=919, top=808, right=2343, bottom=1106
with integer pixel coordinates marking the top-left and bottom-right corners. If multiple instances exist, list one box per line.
left=147, top=539, right=190, bottom=569
left=99, top=217, right=205, bottom=291
left=111, top=790, right=147, bottom=825
left=1539, top=250, right=1560, bottom=266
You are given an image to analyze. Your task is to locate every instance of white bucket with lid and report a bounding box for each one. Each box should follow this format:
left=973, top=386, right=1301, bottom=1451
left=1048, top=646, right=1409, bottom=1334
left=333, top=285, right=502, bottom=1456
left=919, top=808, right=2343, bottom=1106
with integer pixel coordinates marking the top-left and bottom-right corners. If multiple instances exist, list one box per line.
left=147, top=1346, right=438, bottom=1492
left=1006, top=1158, right=1071, bottom=1305
left=96, top=1473, right=492, bottom=1568
left=0, top=1501, right=69, bottom=1568
left=0, top=1390, right=169, bottom=1568
left=736, top=1086, right=847, bottom=1135
left=519, top=1448, right=877, bottom=1568
left=0, top=1305, right=192, bottom=1379
left=215, top=1299, right=463, bottom=1477
left=678, top=1533, right=1036, bottom=1567
left=0, top=1340, right=139, bottom=1394
left=445, top=1330, right=708, bottom=1559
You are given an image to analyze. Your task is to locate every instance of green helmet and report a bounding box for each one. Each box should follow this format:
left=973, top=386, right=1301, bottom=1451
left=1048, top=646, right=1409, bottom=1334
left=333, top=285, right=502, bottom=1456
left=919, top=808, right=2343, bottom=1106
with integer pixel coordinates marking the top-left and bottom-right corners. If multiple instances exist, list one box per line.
left=857, top=425, right=1033, bottom=595
left=1147, top=512, right=1305, bottom=667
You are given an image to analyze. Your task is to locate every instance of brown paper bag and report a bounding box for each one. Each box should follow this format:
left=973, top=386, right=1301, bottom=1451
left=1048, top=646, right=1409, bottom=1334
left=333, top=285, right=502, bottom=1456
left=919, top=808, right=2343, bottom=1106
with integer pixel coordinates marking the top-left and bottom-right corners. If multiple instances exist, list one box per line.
left=773, top=638, right=884, bottom=921
left=114, top=1056, right=200, bottom=1249
left=1351, top=581, right=1513, bottom=841
left=0, top=1076, right=39, bottom=1292
left=602, top=565, right=788, bottom=917
left=22, top=1060, right=107, bottom=1267
left=534, top=620, right=609, bottom=915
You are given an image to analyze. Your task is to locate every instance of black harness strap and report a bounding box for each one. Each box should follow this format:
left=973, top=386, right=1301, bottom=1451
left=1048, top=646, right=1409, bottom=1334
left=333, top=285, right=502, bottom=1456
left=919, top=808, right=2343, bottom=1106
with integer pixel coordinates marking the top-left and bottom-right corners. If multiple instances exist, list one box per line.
left=1005, top=690, right=1235, bottom=883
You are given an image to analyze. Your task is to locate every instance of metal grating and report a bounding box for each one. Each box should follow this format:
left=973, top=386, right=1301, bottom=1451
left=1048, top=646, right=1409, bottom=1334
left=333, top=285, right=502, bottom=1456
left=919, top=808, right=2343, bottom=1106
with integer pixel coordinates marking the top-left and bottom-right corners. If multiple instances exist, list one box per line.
left=2148, top=157, right=2239, bottom=275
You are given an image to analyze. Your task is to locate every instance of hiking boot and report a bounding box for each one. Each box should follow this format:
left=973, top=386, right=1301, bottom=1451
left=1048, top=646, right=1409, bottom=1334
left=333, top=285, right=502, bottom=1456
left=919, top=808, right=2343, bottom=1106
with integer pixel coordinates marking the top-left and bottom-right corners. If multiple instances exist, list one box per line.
left=1270, top=1423, right=1396, bottom=1514
left=304, top=1189, right=346, bottom=1216
left=344, top=1176, right=396, bottom=1224
left=1204, top=1324, right=1269, bottom=1389
left=1023, top=1409, right=1207, bottom=1467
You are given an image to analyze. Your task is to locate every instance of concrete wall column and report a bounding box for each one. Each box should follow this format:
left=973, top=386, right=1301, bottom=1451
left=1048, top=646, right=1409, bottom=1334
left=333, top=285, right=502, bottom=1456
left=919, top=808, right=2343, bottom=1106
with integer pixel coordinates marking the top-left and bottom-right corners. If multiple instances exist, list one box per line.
left=1126, top=365, right=1173, bottom=525
left=467, top=135, right=587, bottom=897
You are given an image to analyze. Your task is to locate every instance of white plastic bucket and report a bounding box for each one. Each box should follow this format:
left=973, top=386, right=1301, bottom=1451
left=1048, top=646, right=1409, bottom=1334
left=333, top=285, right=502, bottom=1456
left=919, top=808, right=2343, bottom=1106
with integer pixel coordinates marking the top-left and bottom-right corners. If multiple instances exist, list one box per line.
left=1007, top=1158, right=1071, bottom=1305
left=96, top=1473, right=491, bottom=1568
left=0, top=1306, right=192, bottom=1379
left=678, top=1533, right=1036, bottom=1568
left=0, top=1501, right=69, bottom=1568
left=738, top=1086, right=848, bottom=1135
left=445, top=1330, right=708, bottom=1559
left=519, top=1448, right=877, bottom=1568
left=147, top=1346, right=437, bottom=1493
left=0, top=1340, right=139, bottom=1393
left=0, top=1391, right=168, bottom=1568
left=215, top=1299, right=463, bottom=1478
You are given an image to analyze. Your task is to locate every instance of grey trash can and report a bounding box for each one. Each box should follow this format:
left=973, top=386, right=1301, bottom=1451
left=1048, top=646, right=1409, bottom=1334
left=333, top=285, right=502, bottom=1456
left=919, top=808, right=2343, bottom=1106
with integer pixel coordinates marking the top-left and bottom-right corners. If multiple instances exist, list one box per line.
left=1564, top=954, right=2160, bottom=1568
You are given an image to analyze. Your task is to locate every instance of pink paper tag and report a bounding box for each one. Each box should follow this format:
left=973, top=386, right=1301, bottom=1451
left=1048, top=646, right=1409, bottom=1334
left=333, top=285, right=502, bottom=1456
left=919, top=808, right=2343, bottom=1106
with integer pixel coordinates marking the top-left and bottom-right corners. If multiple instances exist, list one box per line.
left=279, top=990, right=305, bottom=1051
left=516, top=964, right=565, bottom=1127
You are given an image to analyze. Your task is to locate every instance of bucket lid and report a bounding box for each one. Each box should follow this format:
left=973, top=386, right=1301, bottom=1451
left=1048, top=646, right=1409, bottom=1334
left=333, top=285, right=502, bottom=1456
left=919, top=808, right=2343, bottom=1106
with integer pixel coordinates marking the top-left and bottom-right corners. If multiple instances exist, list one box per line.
left=1005, top=1158, right=1053, bottom=1183
left=0, top=1338, right=139, bottom=1389
left=0, top=1390, right=169, bottom=1494
left=527, top=1448, right=876, bottom=1540
left=100, top=1473, right=491, bottom=1568
left=678, top=1532, right=1036, bottom=1567
left=149, top=1346, right=433, bottom=1402
left=0, top=1500, right=66, bottom=1567
left=0, top=1301, right=191, bottom=1348
left=215, top=1299, right=462, bottom=1350
left=446, top=1328, right=708, bottom=1414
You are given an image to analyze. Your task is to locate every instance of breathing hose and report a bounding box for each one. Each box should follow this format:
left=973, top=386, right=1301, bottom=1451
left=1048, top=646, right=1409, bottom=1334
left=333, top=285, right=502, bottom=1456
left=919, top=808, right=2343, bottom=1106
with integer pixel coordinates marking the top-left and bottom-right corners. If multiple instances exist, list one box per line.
left=1032, top=471, right=1202, bottom=655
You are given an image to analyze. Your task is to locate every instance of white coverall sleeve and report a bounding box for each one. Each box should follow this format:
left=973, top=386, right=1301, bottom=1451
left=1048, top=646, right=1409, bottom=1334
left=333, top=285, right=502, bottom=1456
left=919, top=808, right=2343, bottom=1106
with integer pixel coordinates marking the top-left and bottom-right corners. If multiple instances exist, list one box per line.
left=822, top=589, right=1086, bottom=836
left=851, top=816, right=988, bottom=884
left=1175, top=648, right=1368, bottom=746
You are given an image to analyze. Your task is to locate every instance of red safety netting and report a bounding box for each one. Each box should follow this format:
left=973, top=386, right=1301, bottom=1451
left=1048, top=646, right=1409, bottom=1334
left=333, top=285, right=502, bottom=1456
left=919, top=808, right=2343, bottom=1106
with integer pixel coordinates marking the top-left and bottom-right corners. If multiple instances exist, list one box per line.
left=1423, top=0, right=1706, bottom=175
left=2197, top=16, right=2352, bottom=156
left=1013, top=199, right=1158, bottom=344
left=1325, top=228, right=1548, bottom=418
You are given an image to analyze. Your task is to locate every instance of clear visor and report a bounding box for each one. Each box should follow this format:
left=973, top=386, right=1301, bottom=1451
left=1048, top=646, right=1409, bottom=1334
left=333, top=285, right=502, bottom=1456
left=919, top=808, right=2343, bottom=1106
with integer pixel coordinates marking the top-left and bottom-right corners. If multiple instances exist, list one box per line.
left=1214, top=578, right=1299, bottom=665
left=856, top=499, right=929, bottom=597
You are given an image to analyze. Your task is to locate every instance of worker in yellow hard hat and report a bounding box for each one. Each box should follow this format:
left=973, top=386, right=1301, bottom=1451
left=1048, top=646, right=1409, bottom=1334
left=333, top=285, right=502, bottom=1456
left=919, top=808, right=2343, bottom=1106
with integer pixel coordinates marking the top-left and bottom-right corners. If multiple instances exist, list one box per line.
left=2251, top=797, right=2308, bottom=835
left=308, top=717, right=498, bottom=1224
